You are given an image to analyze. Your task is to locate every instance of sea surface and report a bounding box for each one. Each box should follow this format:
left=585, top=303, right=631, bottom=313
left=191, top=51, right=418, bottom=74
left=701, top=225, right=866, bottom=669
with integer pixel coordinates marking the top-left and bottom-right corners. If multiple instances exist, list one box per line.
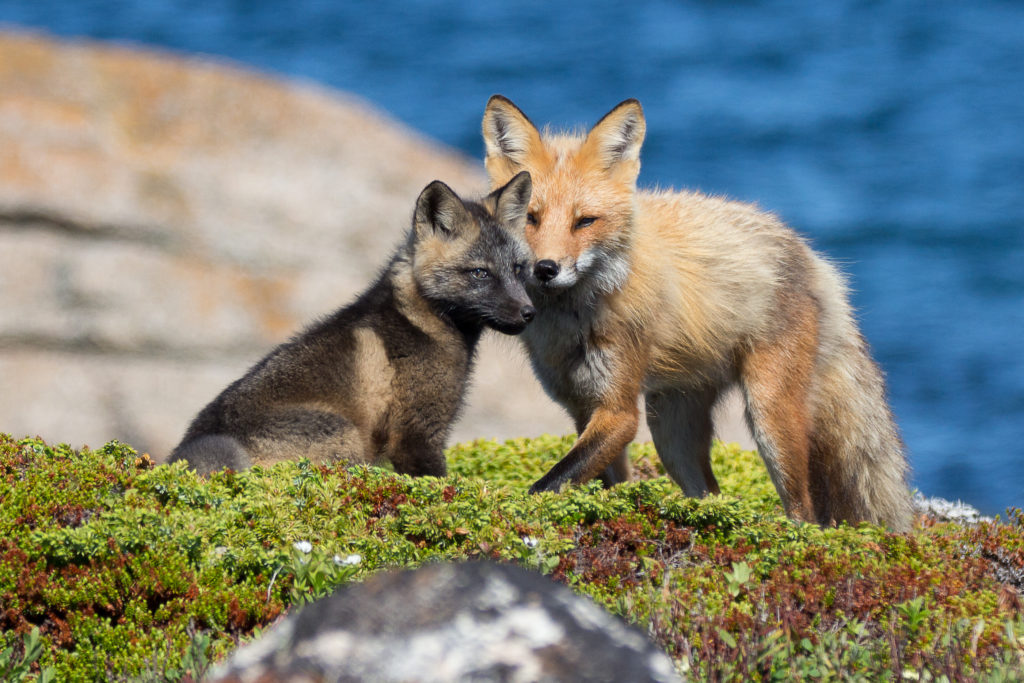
left=2, top=0, right=1021, bottom=514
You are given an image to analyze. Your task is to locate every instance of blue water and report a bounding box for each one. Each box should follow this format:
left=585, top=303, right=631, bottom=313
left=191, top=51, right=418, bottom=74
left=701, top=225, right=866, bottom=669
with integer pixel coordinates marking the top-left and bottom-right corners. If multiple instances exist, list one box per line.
left=2, top=0, right=1022, bottom=515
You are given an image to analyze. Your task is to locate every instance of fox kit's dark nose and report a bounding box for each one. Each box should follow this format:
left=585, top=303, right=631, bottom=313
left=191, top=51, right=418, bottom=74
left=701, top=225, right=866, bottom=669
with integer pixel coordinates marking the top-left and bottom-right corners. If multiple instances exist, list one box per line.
left=521, top=305, right=536, bottom=322
left=534, top=259, right=559, bottom=282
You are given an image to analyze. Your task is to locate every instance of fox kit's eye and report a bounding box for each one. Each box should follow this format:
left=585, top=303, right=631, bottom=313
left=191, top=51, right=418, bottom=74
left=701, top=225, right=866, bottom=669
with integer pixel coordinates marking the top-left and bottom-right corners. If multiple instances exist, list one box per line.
left=470, top=268, right=490, bottom=280
left=526, top=212, right=538, bottom=226
left=513, top=263, right=524, bottom=275
left=574, top=216, right=597, bottom=230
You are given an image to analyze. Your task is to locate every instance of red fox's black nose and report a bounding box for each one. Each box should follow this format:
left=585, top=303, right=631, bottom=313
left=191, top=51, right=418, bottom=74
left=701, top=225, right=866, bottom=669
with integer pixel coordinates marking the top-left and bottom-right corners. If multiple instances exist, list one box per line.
left=534, top=260, right=560, bottom=282
left=521, top=305, right=536, bottom=322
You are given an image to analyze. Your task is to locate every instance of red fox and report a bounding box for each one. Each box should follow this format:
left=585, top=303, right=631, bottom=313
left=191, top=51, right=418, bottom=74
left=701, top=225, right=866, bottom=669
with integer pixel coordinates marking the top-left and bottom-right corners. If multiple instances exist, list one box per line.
left=482, top=96, right=913, bottom=531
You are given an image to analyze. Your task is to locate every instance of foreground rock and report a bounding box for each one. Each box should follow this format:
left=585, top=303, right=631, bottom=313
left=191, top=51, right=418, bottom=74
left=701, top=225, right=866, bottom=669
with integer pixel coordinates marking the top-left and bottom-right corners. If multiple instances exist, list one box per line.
left=208, top=561, right=682, bottom=683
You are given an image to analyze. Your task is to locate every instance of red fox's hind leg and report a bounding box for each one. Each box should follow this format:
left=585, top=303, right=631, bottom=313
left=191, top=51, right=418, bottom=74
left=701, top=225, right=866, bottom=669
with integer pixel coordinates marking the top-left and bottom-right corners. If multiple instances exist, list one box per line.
left=645, top=386, right=720, bottom=496
left=739, top=307, right=820, bottom=523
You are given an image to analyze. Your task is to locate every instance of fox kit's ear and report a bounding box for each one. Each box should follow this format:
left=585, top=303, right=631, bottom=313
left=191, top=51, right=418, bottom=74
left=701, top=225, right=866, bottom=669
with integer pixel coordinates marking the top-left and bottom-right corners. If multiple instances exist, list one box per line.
left=482, top=95, right=543, bottom=183
left=414, top=180, right=474, bottom=240
left=490, top=171, right=532, bottom=232
left=583, top=99, right=646, bottom=178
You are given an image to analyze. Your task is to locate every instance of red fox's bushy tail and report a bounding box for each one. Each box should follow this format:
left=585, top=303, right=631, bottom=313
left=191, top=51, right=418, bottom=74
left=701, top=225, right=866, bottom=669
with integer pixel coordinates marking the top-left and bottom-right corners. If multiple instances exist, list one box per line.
left=810, top=339, right=913, bottom=531
left=807, top=263, right=914, bottom=530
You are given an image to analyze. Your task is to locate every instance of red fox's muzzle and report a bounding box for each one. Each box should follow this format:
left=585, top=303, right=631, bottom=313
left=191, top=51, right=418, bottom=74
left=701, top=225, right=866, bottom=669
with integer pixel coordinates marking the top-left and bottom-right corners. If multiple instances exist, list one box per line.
left=534, top=259, right=560, bottom=283
left=530, top=257, right=580, bottom=290
left=528, top=250, right=596, bottom=290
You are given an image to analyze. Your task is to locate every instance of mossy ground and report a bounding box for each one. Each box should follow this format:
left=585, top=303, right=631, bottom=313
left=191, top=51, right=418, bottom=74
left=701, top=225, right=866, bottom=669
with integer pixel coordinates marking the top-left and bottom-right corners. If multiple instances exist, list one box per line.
left=1, top=433, right=1022, bottom=681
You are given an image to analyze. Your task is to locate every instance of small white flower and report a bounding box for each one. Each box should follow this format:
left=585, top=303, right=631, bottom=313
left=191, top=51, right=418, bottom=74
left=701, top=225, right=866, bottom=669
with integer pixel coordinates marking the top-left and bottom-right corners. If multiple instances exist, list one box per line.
left=521, top=536, right=538, bottom=549
left=293, top=541, right=313, bottom=554
left=334, top=553, right=362, bottom=566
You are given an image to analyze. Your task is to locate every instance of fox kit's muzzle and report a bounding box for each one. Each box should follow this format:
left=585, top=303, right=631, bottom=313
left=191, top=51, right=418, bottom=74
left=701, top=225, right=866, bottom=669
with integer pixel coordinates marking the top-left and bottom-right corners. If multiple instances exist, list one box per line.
left=493, top=298, right=536, bottom=335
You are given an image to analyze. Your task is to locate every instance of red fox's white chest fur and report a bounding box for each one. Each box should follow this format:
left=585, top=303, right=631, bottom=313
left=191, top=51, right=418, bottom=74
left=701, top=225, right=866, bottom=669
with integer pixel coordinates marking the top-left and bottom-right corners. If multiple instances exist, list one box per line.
left=521, top=287, right=617, bottom=409
left=483, top=95, right=913, bottom=531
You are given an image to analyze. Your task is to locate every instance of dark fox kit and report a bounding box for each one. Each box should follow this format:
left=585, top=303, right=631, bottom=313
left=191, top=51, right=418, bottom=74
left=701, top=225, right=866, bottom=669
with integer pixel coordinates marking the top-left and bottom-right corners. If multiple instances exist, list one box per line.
left=169, top=172, right=535, bottom=476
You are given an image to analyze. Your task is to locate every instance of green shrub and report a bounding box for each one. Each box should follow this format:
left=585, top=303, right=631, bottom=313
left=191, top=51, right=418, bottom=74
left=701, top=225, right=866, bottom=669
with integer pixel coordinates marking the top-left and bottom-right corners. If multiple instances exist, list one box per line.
left=1, top=433, right=1022, bottom=681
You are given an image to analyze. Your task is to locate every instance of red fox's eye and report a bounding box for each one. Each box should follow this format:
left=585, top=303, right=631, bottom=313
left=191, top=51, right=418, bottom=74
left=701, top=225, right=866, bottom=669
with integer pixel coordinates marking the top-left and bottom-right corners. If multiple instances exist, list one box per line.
left=526, top=213, right=538, bottom=226
left=470, top=268, right=490, bottom=280
left=574, top=217, right=597, bottom=230
left=513, top=264, right=524, bottom=275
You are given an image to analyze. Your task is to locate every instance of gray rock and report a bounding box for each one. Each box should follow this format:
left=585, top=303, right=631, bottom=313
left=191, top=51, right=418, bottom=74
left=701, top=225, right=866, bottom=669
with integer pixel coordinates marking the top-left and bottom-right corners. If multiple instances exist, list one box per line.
left=912, top=492, right=992, bottom=525
left=207, top=561, right=682, bottom=683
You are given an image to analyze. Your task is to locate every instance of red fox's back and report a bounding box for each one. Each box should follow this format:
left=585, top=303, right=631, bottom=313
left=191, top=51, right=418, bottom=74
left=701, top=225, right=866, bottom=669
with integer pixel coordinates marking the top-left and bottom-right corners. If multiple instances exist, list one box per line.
left=628, top=189, right=800, bottom=378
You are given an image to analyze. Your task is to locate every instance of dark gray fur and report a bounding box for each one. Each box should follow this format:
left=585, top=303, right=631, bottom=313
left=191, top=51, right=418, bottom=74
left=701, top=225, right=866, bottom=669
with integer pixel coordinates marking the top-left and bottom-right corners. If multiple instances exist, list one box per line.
left=168, top=173, right=534, bottom=476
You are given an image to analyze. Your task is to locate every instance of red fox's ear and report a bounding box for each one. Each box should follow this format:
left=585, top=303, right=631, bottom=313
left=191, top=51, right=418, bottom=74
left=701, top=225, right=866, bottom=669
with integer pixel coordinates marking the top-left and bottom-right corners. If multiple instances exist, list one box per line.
left=413, top=180, right=475, bottom=240
left=482, top=96, right=543, bottom=180
left=583, top=99, right=646, bottom=175
left=490, top=171, right=533, bottom=232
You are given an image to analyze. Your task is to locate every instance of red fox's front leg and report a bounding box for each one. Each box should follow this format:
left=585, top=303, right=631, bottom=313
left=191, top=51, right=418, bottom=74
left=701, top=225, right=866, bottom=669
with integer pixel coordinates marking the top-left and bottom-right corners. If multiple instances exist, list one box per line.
left=568, top=414, right=631, bottom=488
left=529, top=390, right=641, bottom=494
left=645, top=384, right=721, bottom=497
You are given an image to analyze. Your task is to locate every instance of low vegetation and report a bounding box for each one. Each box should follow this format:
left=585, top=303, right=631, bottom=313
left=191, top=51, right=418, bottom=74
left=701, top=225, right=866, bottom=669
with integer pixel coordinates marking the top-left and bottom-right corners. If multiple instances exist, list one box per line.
left=1, top=433, right=1022, bottom=681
